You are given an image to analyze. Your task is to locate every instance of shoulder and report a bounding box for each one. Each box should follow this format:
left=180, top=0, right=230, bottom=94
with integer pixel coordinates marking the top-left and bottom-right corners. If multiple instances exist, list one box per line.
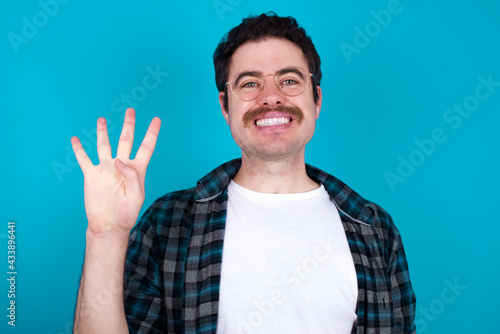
left=307, top=165, right=393, bottom=223
left=130, top=158, right=239, bottom=239
left=307, top=164, right=401, bottom=245
left=151, top=187, right=197, bottom=212
left=130, top=187, right=197, bottom=241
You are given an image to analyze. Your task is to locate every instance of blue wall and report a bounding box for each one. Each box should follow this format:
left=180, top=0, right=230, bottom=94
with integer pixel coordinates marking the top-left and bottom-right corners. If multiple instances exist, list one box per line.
left=1, top=0, right=499, bottom=332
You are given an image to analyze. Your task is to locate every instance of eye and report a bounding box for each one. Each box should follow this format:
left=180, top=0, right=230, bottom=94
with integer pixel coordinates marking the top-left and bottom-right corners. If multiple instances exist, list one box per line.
left=281, top=79, right=299, bottom=86
left=238, top=77, right=261, bottom=90
left=241, top=81, right=260, bottom=88
left=279, top=77, right=302, bottom=88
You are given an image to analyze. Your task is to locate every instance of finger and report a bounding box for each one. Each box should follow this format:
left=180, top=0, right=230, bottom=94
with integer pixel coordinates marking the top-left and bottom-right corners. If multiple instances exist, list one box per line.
left=134, top=117, right=161, bottom=170
left=71, top=136, right=93, bottom=172
left=96, top=117, right=112, bottom=162
left=116, top=108, right=136, bottom=159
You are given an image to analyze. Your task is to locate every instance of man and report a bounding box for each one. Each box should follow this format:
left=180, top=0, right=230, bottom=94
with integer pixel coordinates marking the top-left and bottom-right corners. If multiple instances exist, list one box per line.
left=73, top=13, right=416, bottom=334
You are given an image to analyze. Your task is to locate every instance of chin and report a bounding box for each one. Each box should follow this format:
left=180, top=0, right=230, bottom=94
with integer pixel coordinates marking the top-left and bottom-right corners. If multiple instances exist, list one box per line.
left=246, top=145, right=303, bottom=161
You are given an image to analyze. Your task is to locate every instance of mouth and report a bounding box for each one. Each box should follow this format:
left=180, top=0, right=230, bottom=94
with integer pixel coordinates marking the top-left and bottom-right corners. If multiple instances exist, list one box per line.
left=255, top=116, right=293, bottom=127
left=242, top=105, right=304, bottom=128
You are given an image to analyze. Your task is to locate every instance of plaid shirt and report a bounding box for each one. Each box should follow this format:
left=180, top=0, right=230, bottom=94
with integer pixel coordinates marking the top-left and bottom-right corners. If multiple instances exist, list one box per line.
left=124, top=159, right=416, bottom=333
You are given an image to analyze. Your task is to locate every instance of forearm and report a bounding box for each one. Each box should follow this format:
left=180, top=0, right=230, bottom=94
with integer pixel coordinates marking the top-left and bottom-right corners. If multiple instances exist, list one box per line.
left=74, top=229, right=130, bottom=334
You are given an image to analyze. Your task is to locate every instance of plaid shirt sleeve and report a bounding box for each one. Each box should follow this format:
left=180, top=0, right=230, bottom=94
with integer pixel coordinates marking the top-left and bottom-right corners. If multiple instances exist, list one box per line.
left=388, top=219, right=417, bottom=333
left=123, top=201, right=166, bottom=333
left=365, top=202, right=416, bottom=333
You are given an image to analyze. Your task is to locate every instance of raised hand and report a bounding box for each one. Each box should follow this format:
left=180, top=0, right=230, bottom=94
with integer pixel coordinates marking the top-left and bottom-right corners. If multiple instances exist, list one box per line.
left=72, top=108, right=161, bottom=235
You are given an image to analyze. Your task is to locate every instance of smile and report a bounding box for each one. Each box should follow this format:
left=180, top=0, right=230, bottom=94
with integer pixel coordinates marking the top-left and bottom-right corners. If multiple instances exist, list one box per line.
left=255, top=117, right=292, bottom=127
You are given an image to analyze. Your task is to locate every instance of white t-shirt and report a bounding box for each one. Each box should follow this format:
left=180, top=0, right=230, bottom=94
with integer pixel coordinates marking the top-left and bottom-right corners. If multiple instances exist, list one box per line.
left=216, top=181, right=358, bottom=334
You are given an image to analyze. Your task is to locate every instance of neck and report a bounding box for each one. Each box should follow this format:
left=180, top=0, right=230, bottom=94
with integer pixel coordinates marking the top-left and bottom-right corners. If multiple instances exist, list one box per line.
left=233, top=153, right=319, bottom=194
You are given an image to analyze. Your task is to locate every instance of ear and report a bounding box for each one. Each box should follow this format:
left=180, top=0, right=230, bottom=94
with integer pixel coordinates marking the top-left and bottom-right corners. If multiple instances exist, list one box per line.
left=219, top=91, right=229, bottom=125
left=315, top=85, right=322, bottom=119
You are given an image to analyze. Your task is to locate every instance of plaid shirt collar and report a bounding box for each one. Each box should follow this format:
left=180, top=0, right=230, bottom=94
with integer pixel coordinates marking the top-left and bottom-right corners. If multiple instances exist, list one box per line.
left=193, top=158, right=374, bottom=226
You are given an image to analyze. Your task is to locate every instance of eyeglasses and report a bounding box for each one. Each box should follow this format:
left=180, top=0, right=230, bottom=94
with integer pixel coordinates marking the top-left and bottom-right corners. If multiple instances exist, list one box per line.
left=225, top=67, right=314, bottom=101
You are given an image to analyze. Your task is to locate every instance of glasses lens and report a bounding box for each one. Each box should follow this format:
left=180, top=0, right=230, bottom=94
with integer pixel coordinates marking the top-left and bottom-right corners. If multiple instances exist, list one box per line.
left=231, top=74, right=263, bottom=101
left=277, top=69, right=310, bottom=97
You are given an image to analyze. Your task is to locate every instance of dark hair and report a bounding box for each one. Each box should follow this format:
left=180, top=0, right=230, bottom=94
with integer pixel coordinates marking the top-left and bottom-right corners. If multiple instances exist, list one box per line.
left=213, top=12, right=322, bottom=110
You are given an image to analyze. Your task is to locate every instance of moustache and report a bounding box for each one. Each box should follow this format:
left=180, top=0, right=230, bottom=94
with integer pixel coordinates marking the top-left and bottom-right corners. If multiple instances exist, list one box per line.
left=242, top=105, right=304, bottom=128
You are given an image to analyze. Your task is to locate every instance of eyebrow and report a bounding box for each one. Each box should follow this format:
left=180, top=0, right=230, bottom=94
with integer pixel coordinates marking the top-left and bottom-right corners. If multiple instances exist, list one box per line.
left=276, top=67, right=306, bottom=80
left=233, top=71, right=261, bottom=87
left=232, top=67, right=306, bottom=86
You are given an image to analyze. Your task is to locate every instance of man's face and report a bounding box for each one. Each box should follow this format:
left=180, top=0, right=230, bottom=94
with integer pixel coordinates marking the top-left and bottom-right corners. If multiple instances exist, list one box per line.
left=219, top=37, right=322, bottom=162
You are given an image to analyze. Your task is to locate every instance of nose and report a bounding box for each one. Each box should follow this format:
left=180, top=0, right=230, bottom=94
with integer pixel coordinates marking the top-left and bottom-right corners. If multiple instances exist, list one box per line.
left=258, top=74, right=283, bottom=106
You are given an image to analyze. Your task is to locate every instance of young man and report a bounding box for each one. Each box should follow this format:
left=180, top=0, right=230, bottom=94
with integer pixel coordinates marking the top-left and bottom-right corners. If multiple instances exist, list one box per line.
left=73, top=13, right=416, bottom=334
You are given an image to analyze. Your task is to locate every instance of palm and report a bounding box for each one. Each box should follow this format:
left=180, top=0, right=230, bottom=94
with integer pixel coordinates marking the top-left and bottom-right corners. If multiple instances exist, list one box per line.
left=82, top=158, right=142, bottom=233
left=72, top=108, right=161, bottom=234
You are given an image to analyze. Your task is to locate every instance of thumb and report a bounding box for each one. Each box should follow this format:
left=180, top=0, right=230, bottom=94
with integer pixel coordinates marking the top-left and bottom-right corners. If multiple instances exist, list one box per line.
left=114, top=159, right=135, bottom=178
left=114, top=159, right=143, bottom=197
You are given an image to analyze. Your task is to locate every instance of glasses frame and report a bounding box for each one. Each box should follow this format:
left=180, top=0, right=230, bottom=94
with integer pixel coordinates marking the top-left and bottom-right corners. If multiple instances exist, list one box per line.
left=225, top=67, right=315, bottom=101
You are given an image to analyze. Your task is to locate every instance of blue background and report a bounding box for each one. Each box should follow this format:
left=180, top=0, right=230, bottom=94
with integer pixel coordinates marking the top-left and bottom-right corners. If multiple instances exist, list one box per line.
left=1, top=0, right=499, bottom=333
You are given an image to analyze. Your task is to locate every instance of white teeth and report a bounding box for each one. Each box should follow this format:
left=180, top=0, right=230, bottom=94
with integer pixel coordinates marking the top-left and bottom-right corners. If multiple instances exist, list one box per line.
left=256, top=117, right=291, bottom=127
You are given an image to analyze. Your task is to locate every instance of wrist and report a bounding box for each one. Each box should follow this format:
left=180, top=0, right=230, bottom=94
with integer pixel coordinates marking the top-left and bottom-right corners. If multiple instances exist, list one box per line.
left=86, top=225, right=131, bottom=241
left=85, top=228, right=130, bottom=257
